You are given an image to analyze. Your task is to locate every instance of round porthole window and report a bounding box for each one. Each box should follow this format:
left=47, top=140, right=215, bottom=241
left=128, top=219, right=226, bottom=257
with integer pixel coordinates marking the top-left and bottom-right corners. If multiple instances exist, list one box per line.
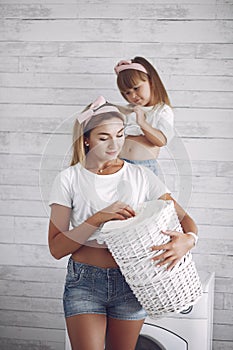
left=135, top=334, right=166, bottom=350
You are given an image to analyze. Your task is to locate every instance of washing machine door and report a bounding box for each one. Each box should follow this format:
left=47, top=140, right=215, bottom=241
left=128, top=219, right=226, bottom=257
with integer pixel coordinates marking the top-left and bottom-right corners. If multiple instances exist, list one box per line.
left=136, top=334, right=166, bottom=349
left=138, top=323, right=188, bottom=350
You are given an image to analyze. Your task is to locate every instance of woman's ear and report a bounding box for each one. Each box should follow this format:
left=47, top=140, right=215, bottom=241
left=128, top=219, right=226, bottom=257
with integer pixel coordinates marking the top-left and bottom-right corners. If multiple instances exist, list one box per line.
left=84, top=138, right=89, bottom=147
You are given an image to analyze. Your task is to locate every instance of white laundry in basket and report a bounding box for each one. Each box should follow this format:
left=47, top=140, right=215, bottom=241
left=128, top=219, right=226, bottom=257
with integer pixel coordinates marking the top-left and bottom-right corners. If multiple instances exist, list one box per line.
left=98, top=200, right=203, bottom=318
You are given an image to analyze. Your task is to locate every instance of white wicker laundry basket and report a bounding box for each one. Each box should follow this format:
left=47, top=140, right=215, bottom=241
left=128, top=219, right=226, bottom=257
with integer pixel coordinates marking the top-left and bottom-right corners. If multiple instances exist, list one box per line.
left=99, top=200, right=203, bottom=318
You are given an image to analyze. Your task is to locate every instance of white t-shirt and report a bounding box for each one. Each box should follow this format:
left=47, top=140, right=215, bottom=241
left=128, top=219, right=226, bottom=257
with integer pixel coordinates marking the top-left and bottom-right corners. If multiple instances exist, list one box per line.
left=49, top=161, right=169, bottom=241
left=124, top=103, right=174, bottom=144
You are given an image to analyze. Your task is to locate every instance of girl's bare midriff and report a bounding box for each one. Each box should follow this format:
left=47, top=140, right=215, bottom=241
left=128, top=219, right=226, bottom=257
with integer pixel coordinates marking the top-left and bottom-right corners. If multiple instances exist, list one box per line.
left=72, top=245, right=118, bottom=268
left=120, top=135, right=160, bottom=160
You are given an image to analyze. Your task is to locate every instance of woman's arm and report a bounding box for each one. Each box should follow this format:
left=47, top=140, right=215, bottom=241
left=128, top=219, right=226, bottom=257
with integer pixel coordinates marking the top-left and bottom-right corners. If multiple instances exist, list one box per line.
left=48, top=202, right=135, bottom=260
left=48, top=204, right=97, bottom=260
left=151, top=193, right=198, bottom=270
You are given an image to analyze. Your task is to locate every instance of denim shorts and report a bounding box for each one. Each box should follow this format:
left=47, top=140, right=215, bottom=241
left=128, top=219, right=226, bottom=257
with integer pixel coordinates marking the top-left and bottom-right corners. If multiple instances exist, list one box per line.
left=122, top=158, right=158, bottom=175
left=63, top=258, right=147, bottom=320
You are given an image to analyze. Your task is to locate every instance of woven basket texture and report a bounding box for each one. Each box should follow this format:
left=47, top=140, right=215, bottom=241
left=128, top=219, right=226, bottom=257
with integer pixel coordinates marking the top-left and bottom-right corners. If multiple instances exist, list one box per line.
left=99, top=200, right=203, bottom=317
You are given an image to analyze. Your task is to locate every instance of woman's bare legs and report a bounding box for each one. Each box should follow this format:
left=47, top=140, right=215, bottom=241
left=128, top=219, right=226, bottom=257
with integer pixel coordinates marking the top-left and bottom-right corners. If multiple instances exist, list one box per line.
left=66, top=314, right=145, bottom=350
left=66, top=314, right=107, bottom=350
left=105, top=317, right=145, bottom=350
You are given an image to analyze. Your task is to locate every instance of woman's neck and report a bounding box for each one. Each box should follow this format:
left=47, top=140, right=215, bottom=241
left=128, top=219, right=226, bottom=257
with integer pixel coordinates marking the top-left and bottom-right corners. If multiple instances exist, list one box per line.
left=84, top=157, right=124, bottom=175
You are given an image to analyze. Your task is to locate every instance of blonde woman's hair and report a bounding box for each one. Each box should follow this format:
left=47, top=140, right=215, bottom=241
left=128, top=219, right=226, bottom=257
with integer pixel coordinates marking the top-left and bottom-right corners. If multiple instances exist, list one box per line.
left=70, top=111, right=125, bottom=166
left=70, top=120, right=85, bottom=166
left=116, top=56, right=171, bottom=107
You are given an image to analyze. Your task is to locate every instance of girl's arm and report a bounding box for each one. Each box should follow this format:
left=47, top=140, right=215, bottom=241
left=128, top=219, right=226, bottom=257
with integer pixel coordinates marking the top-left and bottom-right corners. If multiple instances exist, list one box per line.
left=151, top=193, right=198, bottom=270
left=133, top=106, right=167, bottom=147
left=140, top=122, right=167, bottom=147
left=48, top=202, right=135, bottom=260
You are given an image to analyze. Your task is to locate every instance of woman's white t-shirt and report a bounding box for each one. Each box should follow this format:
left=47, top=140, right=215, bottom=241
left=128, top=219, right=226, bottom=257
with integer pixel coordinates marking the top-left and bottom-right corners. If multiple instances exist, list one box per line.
left=49, top=162, right=169, bottom=241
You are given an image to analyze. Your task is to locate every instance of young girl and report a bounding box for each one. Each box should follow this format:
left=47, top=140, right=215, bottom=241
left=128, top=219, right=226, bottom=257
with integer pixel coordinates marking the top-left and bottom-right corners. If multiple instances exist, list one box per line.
left=114, top=56, right=174, bottom=175
left=48, top=96, right=198, bottom=350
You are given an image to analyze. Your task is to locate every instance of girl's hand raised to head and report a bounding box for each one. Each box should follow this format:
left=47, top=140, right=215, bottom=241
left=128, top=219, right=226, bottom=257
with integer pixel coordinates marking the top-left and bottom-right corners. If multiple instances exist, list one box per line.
left=86, top=201, right=136, bottom=228
left=133, top=106, right=146, bottom=127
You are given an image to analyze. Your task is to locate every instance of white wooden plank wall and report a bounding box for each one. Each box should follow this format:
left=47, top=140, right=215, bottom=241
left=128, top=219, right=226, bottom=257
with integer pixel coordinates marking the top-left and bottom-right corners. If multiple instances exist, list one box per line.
left=0, top=0, right=232, bottom=349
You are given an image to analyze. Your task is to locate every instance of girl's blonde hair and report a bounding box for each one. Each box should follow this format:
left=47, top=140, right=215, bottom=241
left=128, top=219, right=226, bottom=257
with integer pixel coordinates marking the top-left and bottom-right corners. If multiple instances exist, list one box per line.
left=116, top=56, right=171, bottom=107
left=70, top=111, right=125, bottom=166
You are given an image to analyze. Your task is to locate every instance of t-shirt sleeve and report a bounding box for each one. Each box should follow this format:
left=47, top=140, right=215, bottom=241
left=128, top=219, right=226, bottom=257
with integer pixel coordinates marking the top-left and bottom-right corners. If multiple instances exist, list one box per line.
left=48, top=170, right=73, bottom=208
left=142, top=166, right=171, bottom=200
left=151, top=104, right=174, bottom=144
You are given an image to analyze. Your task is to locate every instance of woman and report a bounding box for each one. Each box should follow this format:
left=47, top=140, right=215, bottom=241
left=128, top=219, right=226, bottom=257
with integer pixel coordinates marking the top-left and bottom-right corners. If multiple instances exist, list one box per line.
left=48, top=96, right=198, bottom=350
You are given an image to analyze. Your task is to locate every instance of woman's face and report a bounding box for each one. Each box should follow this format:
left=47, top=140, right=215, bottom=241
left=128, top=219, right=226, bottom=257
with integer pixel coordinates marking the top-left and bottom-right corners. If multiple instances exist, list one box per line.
left=86, top=117, right=125, bottom=162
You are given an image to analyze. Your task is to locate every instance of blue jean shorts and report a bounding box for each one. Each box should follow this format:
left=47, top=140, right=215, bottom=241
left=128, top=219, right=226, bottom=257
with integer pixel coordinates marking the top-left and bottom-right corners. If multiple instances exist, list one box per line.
left=122, top=158, right=158, bottom=175
left=63, top=258, right=147, bottom=320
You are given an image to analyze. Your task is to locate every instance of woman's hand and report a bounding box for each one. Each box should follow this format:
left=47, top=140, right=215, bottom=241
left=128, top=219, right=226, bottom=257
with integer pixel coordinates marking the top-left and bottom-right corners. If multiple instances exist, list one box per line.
left=151, top=230, right=195, bottom=270
left=87, top=201, right=136, bottom=227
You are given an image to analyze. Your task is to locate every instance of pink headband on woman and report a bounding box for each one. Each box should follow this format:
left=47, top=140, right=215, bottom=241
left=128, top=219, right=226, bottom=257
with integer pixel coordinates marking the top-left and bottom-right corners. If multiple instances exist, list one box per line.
left=114, top=60, right=148, bottom=75
left=76, top=96, right=122, bottom=127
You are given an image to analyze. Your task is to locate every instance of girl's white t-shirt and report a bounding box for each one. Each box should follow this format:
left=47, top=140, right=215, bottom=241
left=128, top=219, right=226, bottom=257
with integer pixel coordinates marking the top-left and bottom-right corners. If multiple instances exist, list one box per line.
left=124, top=103, right=174, bottom=144
left=49, top=162, right=169, bottom=241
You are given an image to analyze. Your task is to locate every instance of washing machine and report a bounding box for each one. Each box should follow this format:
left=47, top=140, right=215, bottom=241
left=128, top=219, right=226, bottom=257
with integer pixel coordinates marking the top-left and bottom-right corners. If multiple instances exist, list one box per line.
left=65, top=271, right=215, bottom=350
left=136, top=271, right=215, bottom=350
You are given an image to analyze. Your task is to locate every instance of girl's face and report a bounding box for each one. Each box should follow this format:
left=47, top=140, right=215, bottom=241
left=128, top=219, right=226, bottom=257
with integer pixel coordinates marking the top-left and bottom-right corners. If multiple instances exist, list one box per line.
left=123, top=79, right=152, bottom=106
left=86, top=117, right=125, bottom=162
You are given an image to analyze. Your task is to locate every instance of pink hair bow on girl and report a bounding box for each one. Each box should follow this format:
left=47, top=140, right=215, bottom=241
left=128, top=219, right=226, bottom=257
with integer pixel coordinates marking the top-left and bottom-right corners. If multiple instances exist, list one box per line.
left=76, top=96, right=122, bottom=127
left=114, top=60, right=147, bottom=75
